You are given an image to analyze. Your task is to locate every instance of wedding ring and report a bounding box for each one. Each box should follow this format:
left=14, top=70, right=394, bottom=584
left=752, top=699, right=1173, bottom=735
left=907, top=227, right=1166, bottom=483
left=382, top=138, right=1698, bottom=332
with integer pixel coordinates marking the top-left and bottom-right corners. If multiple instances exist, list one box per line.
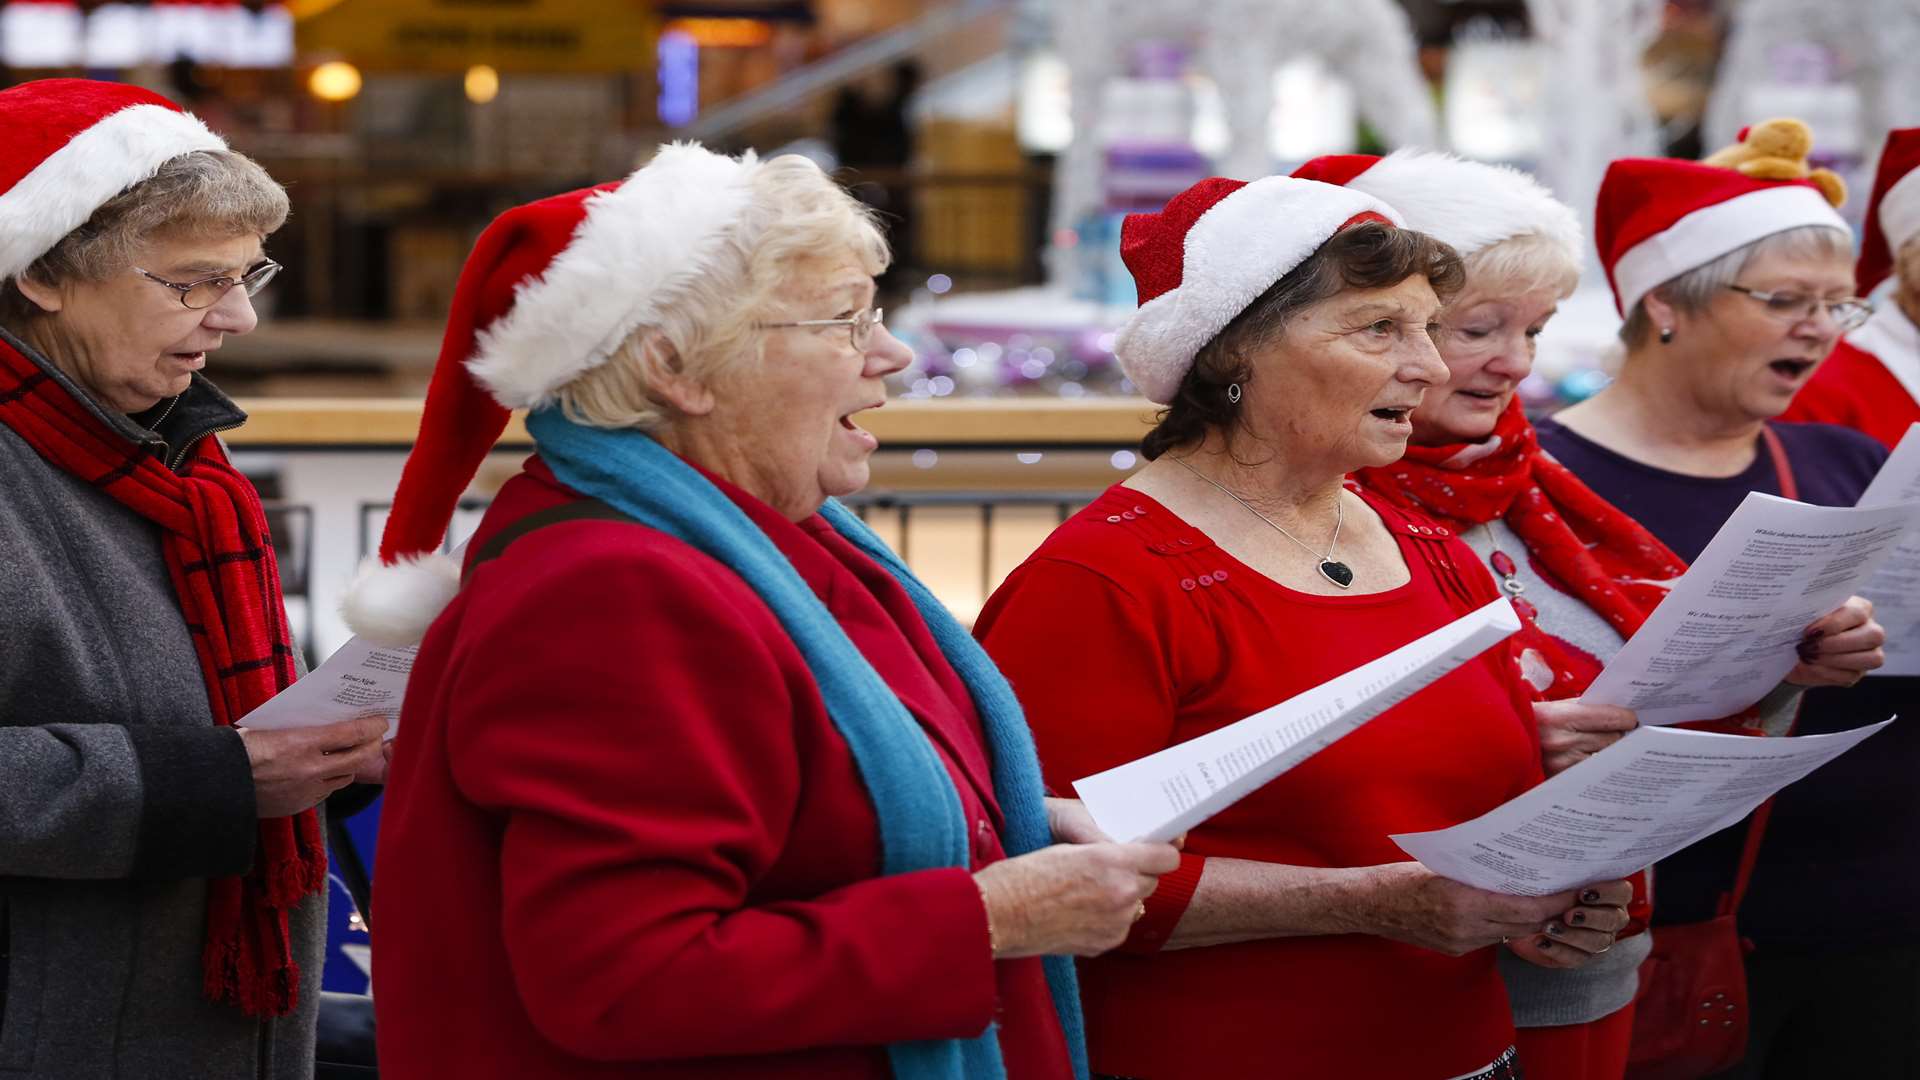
left=1131, top=901, right=1147, bottom=923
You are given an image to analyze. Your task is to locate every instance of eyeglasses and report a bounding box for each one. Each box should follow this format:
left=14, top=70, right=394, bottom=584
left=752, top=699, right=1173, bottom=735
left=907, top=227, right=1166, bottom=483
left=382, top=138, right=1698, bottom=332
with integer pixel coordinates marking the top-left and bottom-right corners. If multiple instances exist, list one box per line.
left=134, top=259, right=282, bottom=310
left=757, top=307, right=885, bottom=351
left=1726, top=285, right=1873, bottom=333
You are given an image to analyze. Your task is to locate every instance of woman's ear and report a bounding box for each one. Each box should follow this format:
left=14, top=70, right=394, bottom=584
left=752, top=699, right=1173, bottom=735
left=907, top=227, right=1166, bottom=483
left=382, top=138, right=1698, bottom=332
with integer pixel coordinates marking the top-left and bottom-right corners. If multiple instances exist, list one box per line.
left=634, top=332, right=715, bottom=417
left=1640, top=289, right=1680, bottom=339
left=12, top=273, right=64, bottom=315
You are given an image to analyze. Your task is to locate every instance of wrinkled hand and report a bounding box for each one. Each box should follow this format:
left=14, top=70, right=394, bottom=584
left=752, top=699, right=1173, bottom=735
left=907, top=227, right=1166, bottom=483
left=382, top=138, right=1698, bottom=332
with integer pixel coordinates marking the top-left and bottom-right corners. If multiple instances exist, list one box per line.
left=1354, top=862, right=1580, bottom=957
left=1787, top=596, right=1885, bottom=688
left=974, top=841, right=1181, bottom=958
left=1534, top=701, right=1637, bottom=775
left=237, top=715, right=389, bottom=818
left=1506, top=879, right=1634, bottom=969
left=354, top=738, right=395, bottom=786
left=1045, top=797, right=1112, bottom=844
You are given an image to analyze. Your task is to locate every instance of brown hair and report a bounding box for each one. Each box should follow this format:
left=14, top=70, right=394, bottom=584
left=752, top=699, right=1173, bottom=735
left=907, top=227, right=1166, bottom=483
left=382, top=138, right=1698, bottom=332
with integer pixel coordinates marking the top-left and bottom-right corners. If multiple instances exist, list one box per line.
left=1140, top=222, right=1465, bottom=461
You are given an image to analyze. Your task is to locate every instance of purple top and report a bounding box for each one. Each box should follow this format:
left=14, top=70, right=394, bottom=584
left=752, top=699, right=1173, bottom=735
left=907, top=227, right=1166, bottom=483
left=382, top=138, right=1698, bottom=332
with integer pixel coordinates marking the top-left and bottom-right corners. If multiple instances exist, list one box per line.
left=1536, top=417, right=1914, bottom=945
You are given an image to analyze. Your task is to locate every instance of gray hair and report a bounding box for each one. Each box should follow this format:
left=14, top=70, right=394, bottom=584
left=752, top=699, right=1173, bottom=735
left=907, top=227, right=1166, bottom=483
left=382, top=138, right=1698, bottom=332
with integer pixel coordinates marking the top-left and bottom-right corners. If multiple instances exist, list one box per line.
left=0, top=149, right=288, bottom=327
left=555, top=154, right=890, bottom=431
left=1619, top=225, right=1853, bottom=347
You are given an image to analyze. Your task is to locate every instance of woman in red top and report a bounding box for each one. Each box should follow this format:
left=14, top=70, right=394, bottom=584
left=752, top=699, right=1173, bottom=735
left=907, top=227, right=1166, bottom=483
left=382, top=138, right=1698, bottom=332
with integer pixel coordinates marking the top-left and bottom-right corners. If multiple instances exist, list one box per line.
left=345, top=146, right=1183, bottom=1079
left=976, top=175, right=1632, bottom=1080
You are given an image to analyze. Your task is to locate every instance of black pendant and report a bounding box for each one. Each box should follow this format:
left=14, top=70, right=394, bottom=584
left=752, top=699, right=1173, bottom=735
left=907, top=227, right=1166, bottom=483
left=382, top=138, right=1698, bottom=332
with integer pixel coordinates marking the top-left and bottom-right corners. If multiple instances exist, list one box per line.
left=1318, top=559, right=1355, bottom=589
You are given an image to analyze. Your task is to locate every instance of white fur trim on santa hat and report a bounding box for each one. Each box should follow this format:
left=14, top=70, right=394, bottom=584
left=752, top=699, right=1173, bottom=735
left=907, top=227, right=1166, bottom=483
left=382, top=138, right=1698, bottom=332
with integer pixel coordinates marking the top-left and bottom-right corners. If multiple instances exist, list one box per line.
left=467, top=143, right=757, bottom=409
left=1880, top=166, right=1920, bottom=263
left=1612, top=184, right=1846, bottom=317
left=1344, top=149, right=1582, bottom=263
left=340, top=550, right=463, bottom=648
left=0, top=103, right=226, bottom=281
left=1115, top=177, right=1401, bottom=404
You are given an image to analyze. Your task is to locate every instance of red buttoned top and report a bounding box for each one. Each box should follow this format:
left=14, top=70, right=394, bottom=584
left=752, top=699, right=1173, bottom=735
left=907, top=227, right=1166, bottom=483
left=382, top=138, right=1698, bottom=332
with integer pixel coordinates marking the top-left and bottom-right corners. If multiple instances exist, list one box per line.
left=976, top=483, right=1542, bottom=1080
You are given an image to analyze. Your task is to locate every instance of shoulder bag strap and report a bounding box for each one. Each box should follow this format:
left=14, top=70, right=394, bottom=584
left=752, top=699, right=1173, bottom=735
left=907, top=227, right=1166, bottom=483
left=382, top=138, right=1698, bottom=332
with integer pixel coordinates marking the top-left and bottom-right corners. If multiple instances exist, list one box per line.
left=461, top=497, right=640, bottom=585
left=1717, top=425, right=1796, bottom=919
left=1760, top=424, right=1799, bottom=501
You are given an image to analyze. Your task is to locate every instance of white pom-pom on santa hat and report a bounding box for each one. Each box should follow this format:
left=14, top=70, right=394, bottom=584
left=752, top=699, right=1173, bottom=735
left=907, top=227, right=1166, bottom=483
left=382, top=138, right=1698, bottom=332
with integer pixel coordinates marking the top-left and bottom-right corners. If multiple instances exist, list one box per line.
left=1114, top=175, right=1402, bottom=405
left=341, top=143, right=758, bottom=645
left=0, top=78, right=227, bottom=282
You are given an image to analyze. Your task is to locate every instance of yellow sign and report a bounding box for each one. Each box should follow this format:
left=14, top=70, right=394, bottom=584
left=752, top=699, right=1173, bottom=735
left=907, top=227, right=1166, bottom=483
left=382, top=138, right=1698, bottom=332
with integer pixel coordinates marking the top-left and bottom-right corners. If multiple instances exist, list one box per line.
left=296, top=0, right=656, bottom=73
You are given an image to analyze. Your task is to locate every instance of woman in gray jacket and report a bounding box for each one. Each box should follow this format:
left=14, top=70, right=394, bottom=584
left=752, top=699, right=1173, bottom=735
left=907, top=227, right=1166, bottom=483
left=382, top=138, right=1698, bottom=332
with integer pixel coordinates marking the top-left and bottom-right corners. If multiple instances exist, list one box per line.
left=0, top=79, right=386, bottom=1079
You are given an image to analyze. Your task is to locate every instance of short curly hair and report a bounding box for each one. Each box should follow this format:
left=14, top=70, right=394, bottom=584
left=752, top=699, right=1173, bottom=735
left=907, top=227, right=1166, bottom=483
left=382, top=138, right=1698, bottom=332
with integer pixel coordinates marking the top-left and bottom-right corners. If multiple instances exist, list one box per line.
left=1140, top=222, right=1465, bottom=461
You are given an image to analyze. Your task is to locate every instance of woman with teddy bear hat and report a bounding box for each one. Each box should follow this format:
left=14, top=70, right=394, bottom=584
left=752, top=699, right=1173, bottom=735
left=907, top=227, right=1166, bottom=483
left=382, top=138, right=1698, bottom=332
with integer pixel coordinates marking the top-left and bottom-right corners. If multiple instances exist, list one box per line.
left=1540, top=120, right=1914, bottom=1077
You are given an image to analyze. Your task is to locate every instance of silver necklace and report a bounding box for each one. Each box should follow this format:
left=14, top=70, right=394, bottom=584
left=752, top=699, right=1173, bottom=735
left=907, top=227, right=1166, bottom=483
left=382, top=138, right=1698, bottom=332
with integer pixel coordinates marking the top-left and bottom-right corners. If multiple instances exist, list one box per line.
left=1169, top=454, right=1354, bottom=588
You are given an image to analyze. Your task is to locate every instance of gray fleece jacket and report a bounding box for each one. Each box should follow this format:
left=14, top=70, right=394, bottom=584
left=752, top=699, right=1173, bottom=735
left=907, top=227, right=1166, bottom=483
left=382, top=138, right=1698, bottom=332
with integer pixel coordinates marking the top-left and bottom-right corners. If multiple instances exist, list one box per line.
left=0, top=326, right=322, bottom=1080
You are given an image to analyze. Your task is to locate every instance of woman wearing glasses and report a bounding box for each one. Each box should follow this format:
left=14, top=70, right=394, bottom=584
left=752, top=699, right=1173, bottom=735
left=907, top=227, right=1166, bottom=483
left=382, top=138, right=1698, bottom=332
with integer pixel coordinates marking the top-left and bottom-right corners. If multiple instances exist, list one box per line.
left=350, top=145, right=1179, bottom=1079
left=0, top=80, right=387, bottom=1078
left=1539, top=138, right=1912, bottom=1077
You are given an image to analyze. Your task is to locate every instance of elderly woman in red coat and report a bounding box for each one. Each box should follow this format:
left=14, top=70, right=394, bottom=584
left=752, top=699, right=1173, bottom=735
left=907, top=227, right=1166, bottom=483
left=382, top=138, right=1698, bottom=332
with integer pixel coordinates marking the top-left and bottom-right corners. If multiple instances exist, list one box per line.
left=345, top=144, right=1181, bottom=1080
left=975, top=174, right=1634, bottom=1080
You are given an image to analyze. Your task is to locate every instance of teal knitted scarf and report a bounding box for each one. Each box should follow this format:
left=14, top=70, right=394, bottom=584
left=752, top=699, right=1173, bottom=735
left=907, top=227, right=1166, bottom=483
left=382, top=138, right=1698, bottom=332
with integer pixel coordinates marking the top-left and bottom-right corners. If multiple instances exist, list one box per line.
left=526, top=407, right=1088, bottom=1080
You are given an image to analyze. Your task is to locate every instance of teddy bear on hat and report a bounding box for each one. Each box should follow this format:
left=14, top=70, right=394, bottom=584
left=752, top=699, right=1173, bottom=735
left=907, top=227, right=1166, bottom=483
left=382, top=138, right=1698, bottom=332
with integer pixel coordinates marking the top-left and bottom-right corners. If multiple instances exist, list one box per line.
left=1703, top=117, right=1847, bottom=207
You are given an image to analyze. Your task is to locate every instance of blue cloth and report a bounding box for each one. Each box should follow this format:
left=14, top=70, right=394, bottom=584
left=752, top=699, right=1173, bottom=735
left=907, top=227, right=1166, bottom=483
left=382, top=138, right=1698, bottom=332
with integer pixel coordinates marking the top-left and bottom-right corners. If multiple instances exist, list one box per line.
left=525, top=407, right=1088, bottom=1080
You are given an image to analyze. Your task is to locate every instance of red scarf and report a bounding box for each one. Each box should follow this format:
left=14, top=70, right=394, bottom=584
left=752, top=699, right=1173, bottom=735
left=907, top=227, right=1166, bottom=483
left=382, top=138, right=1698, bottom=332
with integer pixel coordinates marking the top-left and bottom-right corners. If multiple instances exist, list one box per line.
left=0, top=337, right=324, bottom=1018
left=1354, top=400, right=1688, bottom=697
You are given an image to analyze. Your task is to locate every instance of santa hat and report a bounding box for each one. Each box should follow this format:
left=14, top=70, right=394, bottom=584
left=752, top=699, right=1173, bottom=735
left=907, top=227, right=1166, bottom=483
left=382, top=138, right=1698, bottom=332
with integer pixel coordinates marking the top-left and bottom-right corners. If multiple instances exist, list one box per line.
left=1293, top=150, right=1582, bottom=265
left=1114, top=175, right=1400, bottom=404
left=1856, top=127, right=1920, bottom=295
left=1594, top=158, right=1847, bottom=316
left=342, top=143, right=758, bottom=647
left=0, top=78, right=226, bottom=281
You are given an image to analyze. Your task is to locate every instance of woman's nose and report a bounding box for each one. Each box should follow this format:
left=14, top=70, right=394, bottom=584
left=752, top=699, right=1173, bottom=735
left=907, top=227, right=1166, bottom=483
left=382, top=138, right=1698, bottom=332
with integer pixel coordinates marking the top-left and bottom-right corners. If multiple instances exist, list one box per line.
left=202, top=284, right=258, bottom=335
left=863, top=323, right=913, bottom=378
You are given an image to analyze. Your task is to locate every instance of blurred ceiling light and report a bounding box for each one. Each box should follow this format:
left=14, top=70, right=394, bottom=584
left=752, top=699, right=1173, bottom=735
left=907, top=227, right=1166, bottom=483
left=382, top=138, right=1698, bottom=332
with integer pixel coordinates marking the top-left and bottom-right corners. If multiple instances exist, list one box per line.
left=308, top=60, right=363, bottom=103
left=465, top=64, right=501, bottom=104
left=662, top=17, right=772, bottom=47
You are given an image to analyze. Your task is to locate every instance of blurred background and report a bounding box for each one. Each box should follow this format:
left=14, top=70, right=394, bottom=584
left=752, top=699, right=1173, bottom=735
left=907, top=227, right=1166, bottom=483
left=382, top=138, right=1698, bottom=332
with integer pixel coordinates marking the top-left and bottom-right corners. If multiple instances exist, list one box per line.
left=5, top=0, right=1910, bottom=646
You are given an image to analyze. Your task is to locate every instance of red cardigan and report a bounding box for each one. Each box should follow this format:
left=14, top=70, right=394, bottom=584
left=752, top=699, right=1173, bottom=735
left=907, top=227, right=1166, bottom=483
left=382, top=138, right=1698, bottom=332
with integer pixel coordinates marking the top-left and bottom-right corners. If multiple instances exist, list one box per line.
left=975, top=484, right=1542, bottom=1080
left=1785, top=337, right=1920, bottom=448
left=373, top=457, right=1072, bottom=1079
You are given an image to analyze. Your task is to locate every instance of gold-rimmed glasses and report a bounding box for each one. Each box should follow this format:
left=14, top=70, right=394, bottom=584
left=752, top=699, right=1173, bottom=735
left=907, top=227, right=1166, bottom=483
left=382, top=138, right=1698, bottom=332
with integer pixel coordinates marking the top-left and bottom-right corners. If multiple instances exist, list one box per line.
left=757, top=307, right=885, bottom=350
left=134, top=259, right=282, bottom=310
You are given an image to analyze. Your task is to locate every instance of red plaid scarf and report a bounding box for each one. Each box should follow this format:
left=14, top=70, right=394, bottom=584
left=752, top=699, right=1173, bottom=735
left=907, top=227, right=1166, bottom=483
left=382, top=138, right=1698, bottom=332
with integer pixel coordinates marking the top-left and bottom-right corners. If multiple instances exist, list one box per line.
left=1354, top=399, right=1688, bottom=698
left=0, top=336, right=324, bottom=1018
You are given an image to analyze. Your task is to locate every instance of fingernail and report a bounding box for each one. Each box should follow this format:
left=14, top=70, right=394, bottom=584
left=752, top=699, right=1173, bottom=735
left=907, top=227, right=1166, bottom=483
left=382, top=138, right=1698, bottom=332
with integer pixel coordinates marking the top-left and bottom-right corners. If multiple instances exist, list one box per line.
left=1580, top=889, right=1601, bottom=904
left=1569, top=911, right=1586, bottom=926
left=1804, top=628, right=1825, bottom=639
left=1536, top=937, right=1553, bottom=950
left=1544, top=922, right=1565, bottom=937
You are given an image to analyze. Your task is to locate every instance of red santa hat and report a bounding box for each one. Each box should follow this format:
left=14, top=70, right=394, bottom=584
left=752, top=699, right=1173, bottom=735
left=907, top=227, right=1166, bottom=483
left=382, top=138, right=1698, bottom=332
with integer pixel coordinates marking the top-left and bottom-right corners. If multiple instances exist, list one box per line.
left=1115, top=175, right=1400, bottom=404
left=342, top=143, right=758, bottom=646
left=0, top=77, right=226, bottom=281
left=1293, top=150, right=1582, bottom=265
left=1594, top=158, right=1847, bottom=316
left=1856, top=127, right=1920, bottom=296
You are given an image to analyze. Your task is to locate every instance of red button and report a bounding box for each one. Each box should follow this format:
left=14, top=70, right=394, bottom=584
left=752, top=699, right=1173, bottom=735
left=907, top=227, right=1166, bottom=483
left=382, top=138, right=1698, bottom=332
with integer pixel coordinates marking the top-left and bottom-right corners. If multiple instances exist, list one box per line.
left=1180, top=578, right=1197, bottom=591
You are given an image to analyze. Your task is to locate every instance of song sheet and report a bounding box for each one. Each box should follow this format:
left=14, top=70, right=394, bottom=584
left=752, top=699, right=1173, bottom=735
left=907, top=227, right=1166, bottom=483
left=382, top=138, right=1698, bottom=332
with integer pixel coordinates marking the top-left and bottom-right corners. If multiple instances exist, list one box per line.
left=1074, top=598, right=1521, bottom=844
left=1392, top=719, right=1892, bottom=896
left=239, top=636, right=417, bottom=738
left=1856, top=422, right=1920, bottom=675
left=1580, top=492, right=1918, bottom=725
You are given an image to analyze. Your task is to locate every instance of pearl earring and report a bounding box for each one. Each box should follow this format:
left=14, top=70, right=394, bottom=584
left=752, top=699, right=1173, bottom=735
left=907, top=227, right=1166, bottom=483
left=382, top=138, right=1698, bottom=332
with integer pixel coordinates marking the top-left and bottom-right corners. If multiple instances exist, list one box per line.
left=1659, top=327, right=1674, bottom=345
